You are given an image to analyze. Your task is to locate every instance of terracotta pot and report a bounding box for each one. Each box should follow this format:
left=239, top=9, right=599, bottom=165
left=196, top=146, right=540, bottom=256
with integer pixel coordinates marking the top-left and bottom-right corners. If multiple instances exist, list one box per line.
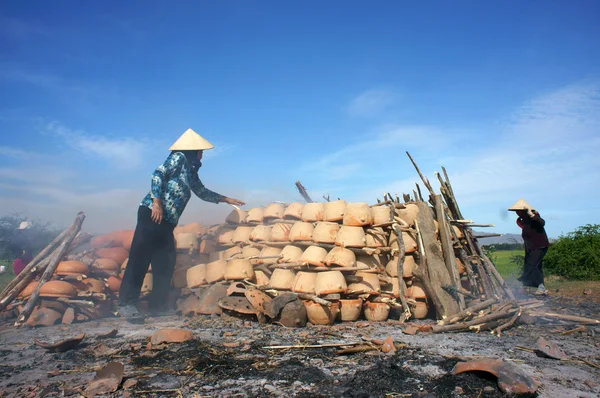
left=314, top=271, right=347, bottom=295
left=283, top=202, right=304, bottom=220
left=356, top=255, right=383, bottom=273
left=187, top=264, right=207, bottom=288
left=456, top=257, right=466, bottom=274
left=412, top=301, right=429, bottom=319
left=257, top=247, right=282, bottom=265
left=208, top=250, right=225, bottom=263
left=365, top=227, right=386, bottom=248
left=106, top=276, right=122, bottom=293
left=249, top=225, right=272, bottom=242
left=172, top=267, right=189, bottom=289
left=206, top=259, right=227, bottom=283
left=381, top=277, right=401, bottom=298
left=255, top=270, right=270, bottom=286
left=175, top=223, right=206, bottom=235
left=26, top=307, right=62, bottom=327
left=279, top=245, right=304, bottom=263
left=139, top=273, right=153, bottom=294
left=269, top=269, right=296, bottom=290
left=92, top=258, right=120, bottom=273
left=335, top=226, right=366, bottom=248
left=18, top=281, right=39, bottom=299
left=301, top=203, right=325, bottom=222
left=343, top=203, right=373, bottom=227
left=226, top=208, right=248, bottom=224
left=324, top=247, right=356, bottom=267
left=73, top=278, right=106, bottom=294
left=55, top=260, right=89, bottom=276
left=242, top=246, right=261, bottom=265
left=233, top=226, right=254, bottom=244
left=216, top=228, right=236, bottom=246
left=121, top=258, right=128, bottom=270
left=175, top=232, right=199, bottom=252
left=264, top=203, right=285, bottom=220
left=95, top=247, right=129, bottom=265
left=313, top=222, right=340, bottom=244
left=303, top=300, right=340, bottom=325
left=453, top=225, right=465, bottom=239
left=363, top=302, right=390, bottom=321
left=395, top=204, right=419, bottom=226
left=225, top=259, right=255, bottom=280
left=371, top=206, right=392, bottom=225
left=199, top=239, right=217, bottom=254
left=324, top=200, right=346, bottom=222
left=347, top=272, right=381, bottom=294
left=292, top=272, right=317, bottom=294
left=39, top=280, right=77, bottom=298
left=385, top=255, right=416, bottom=278
left=175, top=254, right=195, bottom=270
left=223, top=245, right=243, bottom=260
left=246, top=208, right=264, bottom=223
left=301, top=246, right=328, bottom=266
left=91, top=230, right=134, bottom=250
left=289, top=222, right=314, bottom=242
left=270, top=223, right=292, bottom=242
left=389, top=231, right=418, bottom=253
left=407, top=281, right=427, bottom=299
left=337, top=299, right=363, bottom=321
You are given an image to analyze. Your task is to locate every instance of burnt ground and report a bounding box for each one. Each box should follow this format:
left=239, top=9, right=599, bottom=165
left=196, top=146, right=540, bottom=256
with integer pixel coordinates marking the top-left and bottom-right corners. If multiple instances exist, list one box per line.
left=0, top=286, right=599, bottom=398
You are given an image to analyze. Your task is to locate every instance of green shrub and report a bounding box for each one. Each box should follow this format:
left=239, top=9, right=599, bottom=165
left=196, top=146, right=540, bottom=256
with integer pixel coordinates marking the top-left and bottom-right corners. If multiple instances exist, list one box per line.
left=0, top=213, right=60, bottom=260
left=543, top=224, right=600, bottom=280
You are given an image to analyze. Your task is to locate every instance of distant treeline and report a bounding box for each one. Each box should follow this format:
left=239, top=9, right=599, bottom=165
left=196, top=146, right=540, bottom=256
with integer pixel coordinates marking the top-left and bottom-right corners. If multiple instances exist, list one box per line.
left=481, top=242, right=524, bottom=251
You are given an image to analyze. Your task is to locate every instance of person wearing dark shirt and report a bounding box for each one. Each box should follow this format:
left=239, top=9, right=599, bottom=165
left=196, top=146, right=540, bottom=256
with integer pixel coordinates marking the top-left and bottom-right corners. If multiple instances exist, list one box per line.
left=10, top=221, right=34, bottom=276
left=509, top=199, right=550, bottom=295
left=118, top=128, right=245, bottom=319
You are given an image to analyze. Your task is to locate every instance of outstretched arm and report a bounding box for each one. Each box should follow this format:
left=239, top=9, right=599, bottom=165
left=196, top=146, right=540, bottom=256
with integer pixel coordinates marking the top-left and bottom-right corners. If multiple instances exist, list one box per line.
left=191, top=177, right=245, bottom=206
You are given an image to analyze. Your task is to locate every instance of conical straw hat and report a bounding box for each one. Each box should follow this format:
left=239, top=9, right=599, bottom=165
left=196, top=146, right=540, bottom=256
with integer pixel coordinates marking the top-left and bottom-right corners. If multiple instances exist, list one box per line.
left=169, top=128, right=215, bottom=151
left=508, top=199, right=533, bottom=211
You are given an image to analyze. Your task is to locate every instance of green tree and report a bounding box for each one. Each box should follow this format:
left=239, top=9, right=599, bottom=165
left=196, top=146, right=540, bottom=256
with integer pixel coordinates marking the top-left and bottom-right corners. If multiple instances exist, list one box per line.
left=0, top=213, right=60, bottom=260
left=543, top=224, right=600, bottom=280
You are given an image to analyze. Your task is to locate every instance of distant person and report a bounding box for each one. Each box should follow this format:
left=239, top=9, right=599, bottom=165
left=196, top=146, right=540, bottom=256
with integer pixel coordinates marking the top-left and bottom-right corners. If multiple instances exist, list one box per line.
left=118, top=128, right=245, bottom=319
left=10, top=221, right=34, bottom=276
left=508, top=199, right=549, bottom=296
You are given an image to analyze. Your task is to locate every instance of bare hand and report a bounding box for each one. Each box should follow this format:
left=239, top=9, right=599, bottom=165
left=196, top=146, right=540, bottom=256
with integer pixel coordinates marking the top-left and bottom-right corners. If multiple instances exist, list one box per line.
left=152, top=199, right=163, bottom=224
left=526, top=208, right=535, bottom=218
left=222, top=197, right=246, bottom=206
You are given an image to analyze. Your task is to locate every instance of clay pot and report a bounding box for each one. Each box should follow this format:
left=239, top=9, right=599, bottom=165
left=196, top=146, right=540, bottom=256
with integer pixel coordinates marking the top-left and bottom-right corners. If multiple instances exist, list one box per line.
left=372, top=206, right=392, bottom=225
left=365, top=228, right=386, bottom=248
left=381, top=277, right=401, bottom=298
left=226, top=208, right=248, bottom=224
left=301, top=203, right=325, bottom=222
left=246, top=208, right=264, bottom=223
left=347, top=272, right=381, bottom=295
left=73, top=278, right=106, bottom=294
left=337, top=299, right=363, bottom=321
left=313, top=222, right=340, bottom=244
left=257, top=247, right=282, bottom=265
left=175, top=232, right=199, bottom=252
left=270, top=223, right=292, bottom=242
left=91, top=230, right=134, bottom=250
left=187, top=264, right=207, bottom=288
left=106, top=276, right=122, bottom=293
left=264, top=203, right=285, bottom=220
left=249, top=225, right=272, bottom=242
left=314, top=271, right=347, bottom=295
left=223, top=245, right=243, bottom=260
left=412, top=301, right=429, bottom=319
left=335, top=226, right=367, bottom=248
left=175, top=223, right=206, bottom=235
left=92, top=258, right=120, bottom=273
left=242, top=246, right=261, bottom=265
left=456, top=257, right=466, bottom=274
left=279, top=245, right=304, bottom=263
left=283, top=202, right=304, bottom=220
left=389, top=231, right=418, bottom=253
left=233, top=226, right=254, bottom=244
left=141, top=273, right=153, bottom=294
left=343, top=203, right=373, bottom=227
left=225, top=259, right=254, bottom=280
left=356, top=255, right=383, bottom=273
left=18, top=281, right=39, bottom=299
left=26, top=307, right=62, bottom=327
left=363, top=302, right=390, bottom=321
left=206, top=260, right=227, bottom=283
left=172, top=268, right=189, bottom=289
left=303, top=301, right=340, bottom=325
left=385, top=255, right=416, bottom=278
left=121, top=258, right=128, bottom=270
left=289, top=222, right=314, bottom=242
left=208, top=251, right=225, bottom=263
left=95, top=247, right=129, bottom=265
left=324, top=200, right=346, bottom=222
left=395, top=204, right=419, bottom=226
left=291, top=272, right=317, bottom=294
left=199, top=239, right=217, bottom=254
left=39, top=281, right=77, bottom=298
left=255, top=270, right=270, bottom=286
left=216, top=228, right=236, bottom=246
left=301, top=246, right=328, bottom=266
left=269, top=269, right=296, bottom=290
left=407, top=281, right=427, bottom=299
left=324, top=247, right=356, bottom=267
left=453, top=225, right=465, bottom=239
left=55, top=261, right=89, bottom=276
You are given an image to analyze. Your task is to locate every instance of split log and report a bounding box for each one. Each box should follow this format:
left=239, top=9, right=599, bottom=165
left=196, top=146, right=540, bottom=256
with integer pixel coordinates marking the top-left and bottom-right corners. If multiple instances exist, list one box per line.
left=295, top=181, right=313, bottom=203
left=432, top=308, right=515, bottom=333
left=439, top=298, right=498, bottom=325
left=525, top=311, right=600, bottom=325
left=391, top=223, right=411, bottom=321
left=296, top=294, right=331, bottom=306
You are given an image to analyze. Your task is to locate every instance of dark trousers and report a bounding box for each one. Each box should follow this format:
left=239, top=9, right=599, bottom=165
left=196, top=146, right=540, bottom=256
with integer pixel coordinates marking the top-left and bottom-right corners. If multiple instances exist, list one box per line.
left=519, top=247, right=548, bottom=287
left=119, top=206, right=176, bottom=309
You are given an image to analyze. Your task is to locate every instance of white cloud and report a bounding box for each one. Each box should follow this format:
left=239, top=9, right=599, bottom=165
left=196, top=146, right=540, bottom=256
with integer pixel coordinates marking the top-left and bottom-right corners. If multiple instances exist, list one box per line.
left=347, top=89, right=396, bottom=117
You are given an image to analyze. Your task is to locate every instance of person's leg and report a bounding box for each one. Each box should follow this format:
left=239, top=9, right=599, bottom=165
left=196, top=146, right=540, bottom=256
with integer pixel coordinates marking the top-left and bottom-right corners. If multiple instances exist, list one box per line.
left=519, top=249, right=536, bottom=287
left=532, top=247, right=548, bottom=293
left=146, top=223, right=176, bottom=312
left=118, top=207, right=156, bottom=306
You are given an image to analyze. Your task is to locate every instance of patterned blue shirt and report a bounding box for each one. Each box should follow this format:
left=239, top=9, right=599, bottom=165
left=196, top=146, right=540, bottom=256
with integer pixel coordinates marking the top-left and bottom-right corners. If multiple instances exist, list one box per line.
left=140, top=152, right=224, bottom=226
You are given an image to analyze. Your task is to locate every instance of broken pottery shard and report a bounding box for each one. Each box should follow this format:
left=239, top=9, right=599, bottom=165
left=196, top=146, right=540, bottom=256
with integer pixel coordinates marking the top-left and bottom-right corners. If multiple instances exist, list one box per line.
left=263, top=293, right=297, bottom=318
left=34, top=333, right=86, bottom=353
left=452, top=359, right=540, bottom=394
left=536, top=337, right=569, bottom=360
left=123, top=378, right=138, bottom=390
left=96, top=329, right=118, bottom=339
left=150, top=329, right=194, bottom=345
left=244, top=287, right=272, bottom=315
left=402, top=324, right=419, bottom=335
left=218, top=296, right=256, bottom=315
left=226, top=282, right=247, bottom=296
left=277, top=298, right=307, bottom=327
left=84, top=361, right=125, bottom=397
left=381, top=336, right=396, bottom=354
left=62, top=308, right=75, bottom=325
left=26, top=307, right=62, bottom=327
left=196, top=284, right=228, bottom=315
left=177, top=295, right=202, bottom=317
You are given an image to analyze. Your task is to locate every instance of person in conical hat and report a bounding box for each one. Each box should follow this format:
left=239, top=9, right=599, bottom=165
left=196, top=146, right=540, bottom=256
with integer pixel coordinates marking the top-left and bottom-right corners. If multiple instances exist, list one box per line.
left=508, top=199, right=549, bottom=296
left=10, top=220, right=34, bottom=276
left=118, top=128, right=245, bottom=319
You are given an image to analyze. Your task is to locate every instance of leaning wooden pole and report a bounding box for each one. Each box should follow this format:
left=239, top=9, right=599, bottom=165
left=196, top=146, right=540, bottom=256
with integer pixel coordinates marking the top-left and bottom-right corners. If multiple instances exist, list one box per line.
left=391, top=223, right=411, bottom=321
left=295, top=181, right=313, bottom=203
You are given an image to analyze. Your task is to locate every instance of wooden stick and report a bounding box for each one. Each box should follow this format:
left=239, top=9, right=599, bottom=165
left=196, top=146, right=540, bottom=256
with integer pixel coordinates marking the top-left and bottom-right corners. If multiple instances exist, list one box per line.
left=406, top=152, right=436, bottom=198
left=561, top=326, right=588, bottom=335
left=432, top=309, right=514, bottom=333
left=296, top=293, right=332, bottom=306
left=295, top=181, right=313, bottom=203
left=15, top=212, right=85, bottom=326
left=439, top=298, right=498, bottom=325
left=494, top=311, right=520, bottom=336
left=391, top=223, right=410, bottom=321
left=263, top=342, right=363, bottom=350
left=525, top=311, right=600, bottom=324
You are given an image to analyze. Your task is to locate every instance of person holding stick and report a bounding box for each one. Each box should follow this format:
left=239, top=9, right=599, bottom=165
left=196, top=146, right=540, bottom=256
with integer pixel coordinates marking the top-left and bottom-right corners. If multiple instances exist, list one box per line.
left=508, top=199, right=549, bottom=296
left=118, top=128, right=245, bottom=318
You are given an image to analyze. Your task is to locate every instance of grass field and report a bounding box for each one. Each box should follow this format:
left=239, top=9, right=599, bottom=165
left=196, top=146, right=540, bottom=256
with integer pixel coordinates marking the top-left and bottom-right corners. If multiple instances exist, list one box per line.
left=487, top=249, right=523, bottom=280
left=0, top=259, right=13, bottom=293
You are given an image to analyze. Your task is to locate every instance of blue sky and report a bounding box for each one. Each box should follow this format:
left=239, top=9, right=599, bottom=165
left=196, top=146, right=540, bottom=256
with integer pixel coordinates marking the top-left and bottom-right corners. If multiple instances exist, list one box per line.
left=0, top=1, right=599, bottom=235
